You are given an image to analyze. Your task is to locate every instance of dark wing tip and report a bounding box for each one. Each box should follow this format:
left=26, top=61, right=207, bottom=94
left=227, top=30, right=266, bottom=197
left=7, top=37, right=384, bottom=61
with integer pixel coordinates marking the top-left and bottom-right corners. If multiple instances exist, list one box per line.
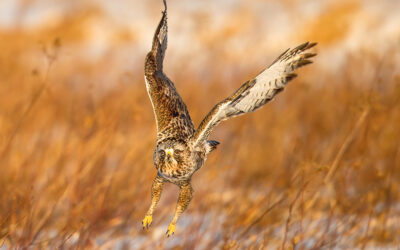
left=163, top=0, right=167, bottom=12
left=295, top=42, right=310, bottom=51
left=286, top=73, right=298, bottom=81
left=306, top=42, right=318, bottom=49
left=269, top=42, right=317, bottom=67
left=298, top=59, right=313, bottom=68
left=303, top=53, right=317, bottom=59
left=294, top=41, right=317, bottom=52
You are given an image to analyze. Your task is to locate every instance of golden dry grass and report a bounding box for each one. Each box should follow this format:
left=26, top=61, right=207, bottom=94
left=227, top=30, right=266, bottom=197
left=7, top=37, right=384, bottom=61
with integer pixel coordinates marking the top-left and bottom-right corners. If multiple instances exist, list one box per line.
left=0, top=1, right=400, bottom=249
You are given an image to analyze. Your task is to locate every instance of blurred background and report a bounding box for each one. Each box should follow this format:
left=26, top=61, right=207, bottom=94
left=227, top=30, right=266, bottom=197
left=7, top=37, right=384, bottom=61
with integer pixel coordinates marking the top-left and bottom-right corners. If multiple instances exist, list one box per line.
left=0, top=0, right=399, bottom=248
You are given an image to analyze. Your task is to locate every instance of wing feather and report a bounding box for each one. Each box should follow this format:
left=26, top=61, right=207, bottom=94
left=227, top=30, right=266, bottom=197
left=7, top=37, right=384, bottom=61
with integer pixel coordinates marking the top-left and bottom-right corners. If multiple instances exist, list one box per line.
left=192, top=42, right=317, bottom=146
left=145, top=0, right=195, bottom=142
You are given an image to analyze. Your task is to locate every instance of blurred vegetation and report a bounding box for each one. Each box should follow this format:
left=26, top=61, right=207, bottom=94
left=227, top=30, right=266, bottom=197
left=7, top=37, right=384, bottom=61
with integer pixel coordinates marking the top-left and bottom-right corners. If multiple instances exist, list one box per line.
left=0, top=0, right=399, bottom=249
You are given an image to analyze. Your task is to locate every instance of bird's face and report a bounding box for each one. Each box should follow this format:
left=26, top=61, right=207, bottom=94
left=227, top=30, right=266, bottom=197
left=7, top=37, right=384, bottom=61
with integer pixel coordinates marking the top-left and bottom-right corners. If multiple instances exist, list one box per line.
left=155, top=141, right=187, bottom=170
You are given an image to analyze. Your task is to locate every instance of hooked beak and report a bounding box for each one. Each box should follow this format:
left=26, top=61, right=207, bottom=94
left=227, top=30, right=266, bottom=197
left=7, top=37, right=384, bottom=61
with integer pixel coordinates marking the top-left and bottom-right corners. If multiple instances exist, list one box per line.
left=166, top=149, right=173, bottom=159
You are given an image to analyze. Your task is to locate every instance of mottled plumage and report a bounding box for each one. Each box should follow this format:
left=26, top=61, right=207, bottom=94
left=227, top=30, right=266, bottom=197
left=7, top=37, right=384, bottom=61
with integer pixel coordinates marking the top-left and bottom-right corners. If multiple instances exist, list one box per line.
left=142, top=0, right=317, bottom=236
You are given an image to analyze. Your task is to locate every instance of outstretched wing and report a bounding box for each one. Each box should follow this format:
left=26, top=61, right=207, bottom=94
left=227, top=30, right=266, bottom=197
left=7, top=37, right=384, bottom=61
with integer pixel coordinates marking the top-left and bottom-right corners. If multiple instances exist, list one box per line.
left=144, top=0, right=195, bottom=142
left=192, top=42, right=317, bottom=146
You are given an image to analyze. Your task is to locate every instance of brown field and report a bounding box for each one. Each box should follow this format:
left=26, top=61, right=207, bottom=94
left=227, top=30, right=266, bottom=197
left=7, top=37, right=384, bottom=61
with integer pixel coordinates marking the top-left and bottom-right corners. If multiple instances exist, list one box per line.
left=0, top=0, right=399, bottom=249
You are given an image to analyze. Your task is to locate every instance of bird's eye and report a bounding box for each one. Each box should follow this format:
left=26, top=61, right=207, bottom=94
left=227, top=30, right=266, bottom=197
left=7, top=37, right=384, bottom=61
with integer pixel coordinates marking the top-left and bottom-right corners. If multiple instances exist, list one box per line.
left=159, top=150, right=165, bottom=158
left=175, top=149, right=183, bottom=155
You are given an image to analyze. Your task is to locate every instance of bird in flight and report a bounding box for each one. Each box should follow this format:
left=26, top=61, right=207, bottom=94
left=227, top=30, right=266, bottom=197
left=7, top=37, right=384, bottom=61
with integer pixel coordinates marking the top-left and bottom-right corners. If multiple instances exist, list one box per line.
left=142, top=0, right=316, bottom=237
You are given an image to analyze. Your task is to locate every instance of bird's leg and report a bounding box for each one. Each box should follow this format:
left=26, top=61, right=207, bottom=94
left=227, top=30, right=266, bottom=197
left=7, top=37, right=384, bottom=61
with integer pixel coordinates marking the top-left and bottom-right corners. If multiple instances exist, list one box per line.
left=142, top=174, right=164, bottom=229
left=166, top=180, right=193, bottom=237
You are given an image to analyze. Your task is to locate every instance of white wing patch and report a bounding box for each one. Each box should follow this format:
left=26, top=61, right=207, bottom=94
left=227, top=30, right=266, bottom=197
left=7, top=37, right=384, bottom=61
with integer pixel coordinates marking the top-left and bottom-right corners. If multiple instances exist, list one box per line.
left=193, top=42, right=317, bottom=147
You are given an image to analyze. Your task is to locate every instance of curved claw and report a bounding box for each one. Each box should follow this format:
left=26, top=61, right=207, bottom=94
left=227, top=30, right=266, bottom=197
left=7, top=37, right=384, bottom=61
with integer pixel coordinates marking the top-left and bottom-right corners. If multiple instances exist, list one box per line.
left=166, top=223, right=175, bottom=237
left=142, top=215, right=153, bottom=229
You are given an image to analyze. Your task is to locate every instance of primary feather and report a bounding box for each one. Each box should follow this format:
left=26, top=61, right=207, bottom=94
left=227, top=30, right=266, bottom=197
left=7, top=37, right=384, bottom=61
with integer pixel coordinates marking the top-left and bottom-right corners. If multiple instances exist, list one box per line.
left=192, top=42, right=317, bottom=146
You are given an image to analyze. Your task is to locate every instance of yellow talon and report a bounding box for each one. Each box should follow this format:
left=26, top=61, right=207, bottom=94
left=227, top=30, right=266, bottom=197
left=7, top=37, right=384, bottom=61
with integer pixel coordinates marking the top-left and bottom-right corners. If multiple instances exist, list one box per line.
left=166, top=223, right=176, bottom=237
left=142, top=215, right=153, bottom=229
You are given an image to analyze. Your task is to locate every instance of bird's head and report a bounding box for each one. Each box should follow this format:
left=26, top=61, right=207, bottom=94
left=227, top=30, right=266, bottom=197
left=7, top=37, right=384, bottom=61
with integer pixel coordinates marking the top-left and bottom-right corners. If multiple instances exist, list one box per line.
left=154, top=140, right=187, bottom=169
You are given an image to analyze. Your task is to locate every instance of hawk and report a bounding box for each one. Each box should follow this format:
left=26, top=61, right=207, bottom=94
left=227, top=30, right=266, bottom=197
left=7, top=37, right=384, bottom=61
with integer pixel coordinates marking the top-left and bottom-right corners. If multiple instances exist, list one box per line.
left=142, top=0, right=316, bottom=237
